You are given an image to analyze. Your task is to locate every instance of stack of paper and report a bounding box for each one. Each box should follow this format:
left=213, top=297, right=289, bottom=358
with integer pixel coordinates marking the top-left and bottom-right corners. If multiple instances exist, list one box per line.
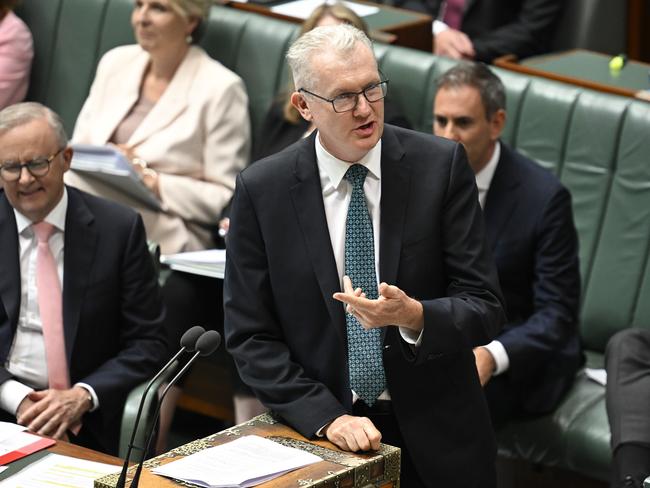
left=152, top=435, right=322, bottom=487
left=0, top=453, right=120, bottom=487
left=161, top=249, right=227, bottom=279
left=70, top=144, right=161, bottom=211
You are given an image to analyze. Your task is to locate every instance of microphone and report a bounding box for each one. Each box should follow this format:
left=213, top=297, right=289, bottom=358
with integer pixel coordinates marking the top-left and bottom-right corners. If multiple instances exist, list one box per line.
left=129, top=330, right=222, bottom=488
left=116, top=325, right=205, bottom=488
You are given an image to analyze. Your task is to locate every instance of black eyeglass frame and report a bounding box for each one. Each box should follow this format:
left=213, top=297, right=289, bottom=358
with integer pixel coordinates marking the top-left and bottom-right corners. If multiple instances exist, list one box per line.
left=298, top=80, right=389, bottom=113
left=0, top=148, right=65, bottom=182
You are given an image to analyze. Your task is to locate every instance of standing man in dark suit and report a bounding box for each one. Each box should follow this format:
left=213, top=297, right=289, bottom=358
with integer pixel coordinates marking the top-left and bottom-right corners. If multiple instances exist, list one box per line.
left=0, top=102, right=166, bottom=455
left=391, top=0, right=563, bottom=62
left=433, top=62, right=581, bottom=426
left=225, top=25, right=505, bottom=488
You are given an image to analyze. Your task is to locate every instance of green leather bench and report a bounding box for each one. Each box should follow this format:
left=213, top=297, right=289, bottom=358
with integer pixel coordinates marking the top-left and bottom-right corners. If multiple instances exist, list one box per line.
left=16, top=0, right=650, bottom=480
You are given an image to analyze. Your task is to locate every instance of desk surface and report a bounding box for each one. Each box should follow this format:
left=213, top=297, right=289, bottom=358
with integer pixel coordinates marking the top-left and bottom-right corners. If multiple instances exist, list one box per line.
left=228, top=0, right=432, bottom=51
left=96, top=413, right=400, bottom=488
left=495, top=49, right=650, bottom=100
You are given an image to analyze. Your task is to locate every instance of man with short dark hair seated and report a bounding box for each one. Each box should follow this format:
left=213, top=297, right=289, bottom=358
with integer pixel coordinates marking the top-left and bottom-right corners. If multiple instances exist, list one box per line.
left=433, top=62, right=582, bottom=426
left=0, top=102, right=166, bottom=455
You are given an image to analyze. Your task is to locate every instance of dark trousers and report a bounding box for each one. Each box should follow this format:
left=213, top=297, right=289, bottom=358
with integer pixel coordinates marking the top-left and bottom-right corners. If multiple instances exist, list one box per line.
left=605, top=328, right=650, bottom=486
left=353, top=399, right=427, bottom=488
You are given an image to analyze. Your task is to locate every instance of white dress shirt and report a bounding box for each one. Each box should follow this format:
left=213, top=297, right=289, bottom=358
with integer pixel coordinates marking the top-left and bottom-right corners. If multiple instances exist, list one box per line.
left=474, top=142, right=509, bottom=375
left=0, top=189, right=98, bottom=415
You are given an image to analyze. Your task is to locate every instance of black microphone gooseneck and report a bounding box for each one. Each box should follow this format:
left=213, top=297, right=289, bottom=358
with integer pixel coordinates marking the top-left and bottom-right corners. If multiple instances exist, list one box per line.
left=129, top=330, right=222, bottom=488
left=115, top=325, right=205, bottom=488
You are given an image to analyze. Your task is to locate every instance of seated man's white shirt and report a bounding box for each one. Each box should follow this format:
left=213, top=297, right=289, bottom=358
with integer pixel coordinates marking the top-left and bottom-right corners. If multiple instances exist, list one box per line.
left=433, top=19, right=450, bottom=35
left=475, top=142, right=509, bottom=376
left=0, top=188, right=98, bottom=415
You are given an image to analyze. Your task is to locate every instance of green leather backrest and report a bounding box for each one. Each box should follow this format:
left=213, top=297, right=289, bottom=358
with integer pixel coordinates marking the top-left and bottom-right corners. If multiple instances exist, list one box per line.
left=17, top=0, right=650, bottom=355
left=559, top=91, right=629, bottom=286
left=513, top=79, right=580, bottom=175
left=579, top=101, right=650, bottom=351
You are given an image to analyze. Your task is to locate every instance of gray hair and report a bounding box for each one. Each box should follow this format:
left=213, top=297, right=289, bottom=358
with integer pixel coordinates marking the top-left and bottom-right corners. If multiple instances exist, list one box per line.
left=0, top=102, right=69, bottom=148
left=436, top=61, right=506, bottom=119
left=286, top=23, right=375, bottom=91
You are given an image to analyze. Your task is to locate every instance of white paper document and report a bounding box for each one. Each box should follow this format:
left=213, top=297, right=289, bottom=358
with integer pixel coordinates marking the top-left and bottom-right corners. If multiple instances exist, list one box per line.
left=152, top=435, right=322, bottom=487
left=585, top=367, right=607, bottom=386
left=0, top=453, right=120, bottom=488
left=271, top=0, right=379, bottom=19
left=161, top=249, right=227, bottom=279
left=0, top=431, right=40, bottom=457
left=70, top=144, right=162, bottom=211
left=0, top=422, right=27, bottom=441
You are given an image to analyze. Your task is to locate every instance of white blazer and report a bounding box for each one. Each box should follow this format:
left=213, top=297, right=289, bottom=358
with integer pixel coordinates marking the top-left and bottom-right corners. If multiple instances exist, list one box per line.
left=68, top=44, right=250, bottom=253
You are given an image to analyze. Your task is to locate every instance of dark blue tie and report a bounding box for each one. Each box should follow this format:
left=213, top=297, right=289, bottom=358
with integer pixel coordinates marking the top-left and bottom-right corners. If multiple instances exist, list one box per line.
left=344, top=164, right=385, bottom=406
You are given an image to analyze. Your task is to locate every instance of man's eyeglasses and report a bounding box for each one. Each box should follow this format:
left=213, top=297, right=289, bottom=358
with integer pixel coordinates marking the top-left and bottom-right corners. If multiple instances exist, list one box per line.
left=299, top=80, right=389, bottom=113
left=0, top=148, right=65, bottom=182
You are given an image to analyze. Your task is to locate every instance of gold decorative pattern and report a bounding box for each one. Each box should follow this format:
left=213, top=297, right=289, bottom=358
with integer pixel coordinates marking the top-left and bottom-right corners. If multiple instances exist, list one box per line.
left=94, top=413, right=401, bottom=488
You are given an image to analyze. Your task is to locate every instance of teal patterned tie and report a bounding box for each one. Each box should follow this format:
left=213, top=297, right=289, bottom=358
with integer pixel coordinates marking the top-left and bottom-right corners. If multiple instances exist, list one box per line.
left=344, top=164, right=385, bottom=406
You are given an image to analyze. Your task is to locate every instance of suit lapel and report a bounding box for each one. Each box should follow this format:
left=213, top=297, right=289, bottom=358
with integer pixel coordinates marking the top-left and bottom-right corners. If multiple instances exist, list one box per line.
left=290, top=135, right=347, bottom=340
left=128, top=47, right=200, bottom=148
left=483, top=144, right=520, bottom=250
left=0, top=193, right=21, bottom=358
left=62, top=188, right=97, bottom=361
left=379, top=126, right=409, bottom=287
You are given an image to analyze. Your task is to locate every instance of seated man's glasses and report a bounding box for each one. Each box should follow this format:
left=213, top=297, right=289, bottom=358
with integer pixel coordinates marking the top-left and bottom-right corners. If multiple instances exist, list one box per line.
left=0, top=148, right=65, bottom=182
left=299, top=80, right=389, bottom=113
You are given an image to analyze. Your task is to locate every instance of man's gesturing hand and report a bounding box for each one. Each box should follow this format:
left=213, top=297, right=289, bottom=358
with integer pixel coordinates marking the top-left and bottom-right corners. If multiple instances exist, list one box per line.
left=333, top=275, right=424, bottom=332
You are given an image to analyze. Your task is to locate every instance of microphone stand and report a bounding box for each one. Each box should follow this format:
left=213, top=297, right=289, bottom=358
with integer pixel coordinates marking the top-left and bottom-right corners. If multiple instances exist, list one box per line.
left=116, top=325, right=205, bottom=488
left=129, top=330, right=221, bottom=488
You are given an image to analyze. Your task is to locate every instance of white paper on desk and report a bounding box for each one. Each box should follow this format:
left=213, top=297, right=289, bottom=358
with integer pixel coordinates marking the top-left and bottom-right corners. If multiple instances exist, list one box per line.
left=585, top=367, right=607, bottom=386
left=0, top=431, right=41, bottom=456
left=161, top=249, right=226, bottom=279
left=152, top=435, right=322, bottom=487
left=0, top=453, right=120, bottom=487
left=271, top=0, right=378, bottom=19
left=0, top=422, right=27, bottom=442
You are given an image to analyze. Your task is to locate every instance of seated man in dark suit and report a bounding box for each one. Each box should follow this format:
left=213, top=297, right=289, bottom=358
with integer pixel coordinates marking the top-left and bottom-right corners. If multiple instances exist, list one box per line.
left=605, top=328, right=650, bottom=488
left=433, top=62, right=582, bottom=426
left=225, top=24, right=505, bottom=488
left=0, top=102, right=166, bottom=455
left=392, top=0, right=563, bottom=62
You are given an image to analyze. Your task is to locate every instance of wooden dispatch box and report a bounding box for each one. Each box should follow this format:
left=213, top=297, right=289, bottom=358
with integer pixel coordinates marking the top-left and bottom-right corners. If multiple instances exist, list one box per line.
left=95, top=413, right=401, bottom=488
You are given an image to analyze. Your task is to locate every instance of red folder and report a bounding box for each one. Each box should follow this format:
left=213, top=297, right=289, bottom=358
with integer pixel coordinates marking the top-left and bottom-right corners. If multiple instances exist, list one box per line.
left=0, top=434, right=55, bottom=465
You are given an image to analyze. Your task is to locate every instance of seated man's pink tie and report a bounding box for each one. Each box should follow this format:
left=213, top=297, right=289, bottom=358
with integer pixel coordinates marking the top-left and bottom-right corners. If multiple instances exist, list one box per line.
left=33, top=221, right=70, bottom=391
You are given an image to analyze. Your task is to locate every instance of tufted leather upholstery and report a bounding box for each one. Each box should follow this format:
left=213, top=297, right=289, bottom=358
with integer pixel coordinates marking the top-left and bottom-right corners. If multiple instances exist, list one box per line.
left=16, top=0, right=650, bottom=481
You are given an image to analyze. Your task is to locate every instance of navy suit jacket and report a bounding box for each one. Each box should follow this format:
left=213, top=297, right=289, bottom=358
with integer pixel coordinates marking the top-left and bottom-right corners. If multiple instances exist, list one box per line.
left=0, top=186, right=166, bottom=454
left=224, top=125, right=506, bottom=487
left=484, top=143, right=581, bottom=414
left=392, top=0, right=563, bottom=62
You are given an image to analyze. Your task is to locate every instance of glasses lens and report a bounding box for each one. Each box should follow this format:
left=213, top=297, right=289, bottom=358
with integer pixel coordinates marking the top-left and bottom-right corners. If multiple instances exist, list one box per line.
left=332, top=93, right=357, bottom=113
left=28, top=158, right=50, bottom=176
left=365, top=82, right=387, bottom=102
left=0, top=163, right=21, bottom=181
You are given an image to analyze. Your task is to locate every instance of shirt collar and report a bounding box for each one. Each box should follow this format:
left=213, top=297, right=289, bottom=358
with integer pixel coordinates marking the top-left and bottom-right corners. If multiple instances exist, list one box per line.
left=475, top=141, right=500, bottom=193
left=315, top=132, right=382, bottom=191
left=14, top=187, right=68, bottom=236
